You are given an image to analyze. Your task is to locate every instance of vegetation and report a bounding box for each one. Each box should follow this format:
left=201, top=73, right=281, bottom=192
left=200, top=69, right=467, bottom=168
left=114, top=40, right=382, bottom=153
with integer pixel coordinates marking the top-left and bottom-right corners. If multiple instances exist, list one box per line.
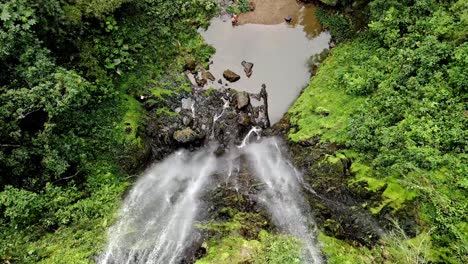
left=0, top=0, right=216, bottom=262
left=290, top=0, right=467, bottom=262
left=196, top=211, right=303, bottom=264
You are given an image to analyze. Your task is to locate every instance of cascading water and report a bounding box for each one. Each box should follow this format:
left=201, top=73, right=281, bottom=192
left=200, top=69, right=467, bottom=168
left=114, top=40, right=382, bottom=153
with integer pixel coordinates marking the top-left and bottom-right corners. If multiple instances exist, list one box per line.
left=244, top=138, right=322, bottom=263
left=99, top=148, right=217, bottom=264
left=100, top=133, right=323, bottom=264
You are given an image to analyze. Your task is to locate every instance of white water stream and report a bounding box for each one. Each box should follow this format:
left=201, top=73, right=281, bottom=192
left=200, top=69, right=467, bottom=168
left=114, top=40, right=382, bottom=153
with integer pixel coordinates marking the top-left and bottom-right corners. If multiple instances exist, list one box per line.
left=100, top=134, right=322, bottom=263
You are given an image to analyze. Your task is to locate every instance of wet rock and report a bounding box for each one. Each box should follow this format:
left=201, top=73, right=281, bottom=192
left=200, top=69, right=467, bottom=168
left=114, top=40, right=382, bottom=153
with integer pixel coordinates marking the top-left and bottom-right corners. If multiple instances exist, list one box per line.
left=249, top=1, right=256, bottom=11
left=236, top=91, right=250, bottom=110
left=173, top=127, right=199, bottom=143
left=184, top=57, right=196, bottom=71
left=194, top=75, right=207, bottom=87
left=237, top=112, right=251, bottom=126
left=182, top=116, right=192, bottom=126
left=223, top=70, right=241, bottom=82
left=241, top=61, right=254, bottom=78
left=202, top=71, right=216, bottom=81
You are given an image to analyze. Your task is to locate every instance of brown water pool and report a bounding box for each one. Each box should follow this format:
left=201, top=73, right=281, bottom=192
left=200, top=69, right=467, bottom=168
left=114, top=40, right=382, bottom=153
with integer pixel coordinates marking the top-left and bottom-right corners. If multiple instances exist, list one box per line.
left=200, top=1, right=330, bottom=123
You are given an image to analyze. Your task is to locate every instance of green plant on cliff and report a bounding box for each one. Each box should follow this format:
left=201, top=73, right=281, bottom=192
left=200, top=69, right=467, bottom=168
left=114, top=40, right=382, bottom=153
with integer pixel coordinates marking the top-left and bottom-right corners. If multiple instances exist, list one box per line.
left=290, top=0, right=467, bottom=262
left=0, top=0, right=216, bottom=262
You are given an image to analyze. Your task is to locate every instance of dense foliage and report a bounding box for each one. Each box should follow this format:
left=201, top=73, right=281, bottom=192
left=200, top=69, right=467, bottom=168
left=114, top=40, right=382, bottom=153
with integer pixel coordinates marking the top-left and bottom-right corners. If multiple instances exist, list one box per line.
left=290, top=0, right=467, bottom=262
left=0, top=0, right=216, bottom=262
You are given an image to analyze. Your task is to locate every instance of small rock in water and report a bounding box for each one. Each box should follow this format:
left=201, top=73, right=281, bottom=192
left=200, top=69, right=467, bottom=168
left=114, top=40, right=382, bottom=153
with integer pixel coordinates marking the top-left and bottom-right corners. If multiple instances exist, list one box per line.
left=236, top=91, right=250, bottom=109
left=173, top=127, right=198, bottom=143
left=223, top=69, right=241, bottom=82
left=241, top=61, right=254, bottom=77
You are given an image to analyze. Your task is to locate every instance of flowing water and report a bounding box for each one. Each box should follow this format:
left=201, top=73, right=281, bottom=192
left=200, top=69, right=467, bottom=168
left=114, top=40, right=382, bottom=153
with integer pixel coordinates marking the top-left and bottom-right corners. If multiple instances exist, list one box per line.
left=100, top=136, right=322, bottom=264
left=244, top=138, right=322, bottom=263
left=99, top=148, right=217, bottom=264
left=200, top=2, right=331, bottom=122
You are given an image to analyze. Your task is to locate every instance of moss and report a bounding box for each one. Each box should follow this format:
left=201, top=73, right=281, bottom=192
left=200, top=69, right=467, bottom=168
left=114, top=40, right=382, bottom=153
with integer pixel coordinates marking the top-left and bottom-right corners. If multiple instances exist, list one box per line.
left=197, top=235, right=262, bottom=264
left=288, top=43, right=365, bottom=144
left=203, top=87, right=216, bottom=97
left=119, top=94, right=144, bottom=146
left=318, top=232, right=378, bottom=264
left=196, top=211, right=302, bottom=264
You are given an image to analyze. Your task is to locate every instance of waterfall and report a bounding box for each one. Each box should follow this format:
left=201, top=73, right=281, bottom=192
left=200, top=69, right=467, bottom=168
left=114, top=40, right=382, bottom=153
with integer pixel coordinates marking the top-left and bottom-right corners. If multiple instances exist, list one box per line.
left=244, top=138, right=322, bottom=264
left=100, top=137, right=322, bottom=263
left=98, top=148, right=217, bottom=264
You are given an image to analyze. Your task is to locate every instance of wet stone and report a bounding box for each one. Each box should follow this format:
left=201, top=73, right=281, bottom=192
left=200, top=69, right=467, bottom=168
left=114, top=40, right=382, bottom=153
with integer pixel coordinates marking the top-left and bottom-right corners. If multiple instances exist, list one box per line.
left=223, top=70, right=241, bottom=82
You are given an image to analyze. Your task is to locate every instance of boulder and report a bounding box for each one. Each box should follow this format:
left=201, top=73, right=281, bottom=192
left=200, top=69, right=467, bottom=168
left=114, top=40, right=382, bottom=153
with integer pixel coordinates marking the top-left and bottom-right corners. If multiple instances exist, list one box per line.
left=237, top=112, right=251, bottom=126
left=173, top=127, right=198, bottom=143
left=194, top=75, right=207, bottom=87
left=181, top=98, right=194, bottom=110
left=236, top=91, right=250, bottom=109
left=202, top=71, right=216, bottom=81
left=223, top=70, right=241, bottom=82
left=241, top=61, right=254, bottom=78
left=184, top=57, right=196, bottom=71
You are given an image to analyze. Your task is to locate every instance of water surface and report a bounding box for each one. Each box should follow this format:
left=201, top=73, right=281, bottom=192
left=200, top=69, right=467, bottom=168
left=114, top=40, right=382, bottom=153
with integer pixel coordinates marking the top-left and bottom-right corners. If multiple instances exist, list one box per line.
left=200, top=5, right=330, bottom=123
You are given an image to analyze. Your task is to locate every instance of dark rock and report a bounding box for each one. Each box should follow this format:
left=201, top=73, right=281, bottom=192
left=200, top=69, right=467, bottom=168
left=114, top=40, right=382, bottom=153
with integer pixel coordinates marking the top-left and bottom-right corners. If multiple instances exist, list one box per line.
left=236, top=91, right=250, bottom=109
left=194, top=75, right=207, bottom=87
left=173, top=127, right=199, bottom=143
left=184, top=57, right=196, bottom=71
left=237, top=113, right=251, bottom=126
left=218, top=79, right=223, bottom=84
left=249, top=1, right=256, bottom=11
left=223, top=70, right=241, bottom=82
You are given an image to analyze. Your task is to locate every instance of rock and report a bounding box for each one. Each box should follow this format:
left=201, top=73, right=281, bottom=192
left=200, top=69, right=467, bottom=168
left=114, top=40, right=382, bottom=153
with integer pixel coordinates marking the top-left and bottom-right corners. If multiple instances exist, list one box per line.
left=194, top=75, right=207, bottom=87
left=181, top=98, right=194, bottom=110
left=173, top=127, right=198, bottom=143
left=236, top=91, right=250, bottom=109
left=184, top=57, right=196, bottom=71
left=175, top=107, right=182, bottom=113
left=237, top=112, right=251, bottom=126
left=223, top=70, right=241, bottom=82
left=241, top=61, right=254, bottom=77
left=218, top=79, right=223, bottom=84
left=202, top=71, right=216, bottom=81
left=249, top=1, right=256, bottom=11
left=182, top=116, right=192, bottom=126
